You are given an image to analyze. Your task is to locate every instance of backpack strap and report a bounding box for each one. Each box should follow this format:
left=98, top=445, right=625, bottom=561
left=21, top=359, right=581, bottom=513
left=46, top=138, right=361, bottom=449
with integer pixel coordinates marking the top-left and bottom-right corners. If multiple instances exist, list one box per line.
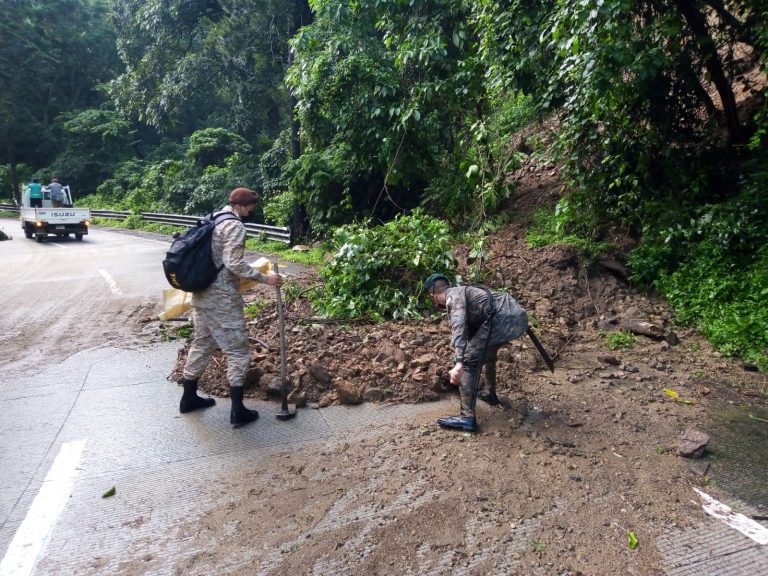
left=210, top=211, right=239, bottom=225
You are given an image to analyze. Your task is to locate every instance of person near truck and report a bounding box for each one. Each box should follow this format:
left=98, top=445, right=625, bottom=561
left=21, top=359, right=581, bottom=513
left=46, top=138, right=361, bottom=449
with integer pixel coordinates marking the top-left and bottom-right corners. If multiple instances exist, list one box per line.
left=423, top=274, right=529, bottom=432
left=179, top=187, right=283, bottom=427
left=45, top=178, right=65, bottom=207
left=26, top=178, right=43, bottom=208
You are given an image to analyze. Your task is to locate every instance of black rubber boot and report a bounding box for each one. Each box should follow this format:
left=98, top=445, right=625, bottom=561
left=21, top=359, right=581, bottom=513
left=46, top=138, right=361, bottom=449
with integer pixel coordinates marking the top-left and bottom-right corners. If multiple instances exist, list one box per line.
left=478, top=390, right=500, bottom=406
left=230, top=386, right=259, bottom=428
left=179, top=378, right=215, bottom=414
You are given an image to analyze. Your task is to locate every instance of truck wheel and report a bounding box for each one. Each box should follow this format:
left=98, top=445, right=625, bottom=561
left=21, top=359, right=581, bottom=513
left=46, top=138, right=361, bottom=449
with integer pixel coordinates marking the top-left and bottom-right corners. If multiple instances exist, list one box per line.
left=75, top=233, right=83, bottom=241
left=35, top=234, right=44, bottom=243
left=24, top=224, right=33, bottom=239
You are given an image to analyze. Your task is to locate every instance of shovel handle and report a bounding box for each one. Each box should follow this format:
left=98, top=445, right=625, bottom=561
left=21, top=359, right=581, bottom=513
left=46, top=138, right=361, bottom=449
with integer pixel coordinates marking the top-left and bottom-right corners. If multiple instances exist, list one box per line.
left=274, top=262, right=288, bottom=385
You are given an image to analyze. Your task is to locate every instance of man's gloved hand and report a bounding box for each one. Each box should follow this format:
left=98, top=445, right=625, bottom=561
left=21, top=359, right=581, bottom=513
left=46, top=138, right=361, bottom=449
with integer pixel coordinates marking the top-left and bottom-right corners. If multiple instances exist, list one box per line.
left=449, top=362, right=464, bottom=385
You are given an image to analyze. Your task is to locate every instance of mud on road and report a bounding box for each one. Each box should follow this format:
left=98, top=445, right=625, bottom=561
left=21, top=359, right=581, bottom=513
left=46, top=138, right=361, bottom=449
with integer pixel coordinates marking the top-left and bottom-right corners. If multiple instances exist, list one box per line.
left=156, top=157, right=767, bottom=574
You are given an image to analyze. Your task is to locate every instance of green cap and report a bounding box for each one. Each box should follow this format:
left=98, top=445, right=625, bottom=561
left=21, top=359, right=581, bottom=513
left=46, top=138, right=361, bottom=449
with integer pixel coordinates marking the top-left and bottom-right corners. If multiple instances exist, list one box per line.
left=423, top=273, right=450, bottom=294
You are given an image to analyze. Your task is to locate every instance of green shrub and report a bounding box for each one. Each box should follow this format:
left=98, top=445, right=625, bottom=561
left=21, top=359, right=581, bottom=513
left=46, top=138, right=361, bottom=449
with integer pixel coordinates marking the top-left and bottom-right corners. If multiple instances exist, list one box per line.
left=599, top=330, right=636, bottom=351
left=312, top=210, right=455, bottom=321
left=628, top=174, right=768, bottom=371
left=526, top=199, right=612, bottom=259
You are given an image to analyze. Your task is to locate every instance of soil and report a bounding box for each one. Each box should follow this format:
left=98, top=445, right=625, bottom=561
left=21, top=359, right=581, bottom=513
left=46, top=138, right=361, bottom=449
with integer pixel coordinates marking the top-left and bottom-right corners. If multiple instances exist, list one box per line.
left=163, top=155, right=767, bottom=575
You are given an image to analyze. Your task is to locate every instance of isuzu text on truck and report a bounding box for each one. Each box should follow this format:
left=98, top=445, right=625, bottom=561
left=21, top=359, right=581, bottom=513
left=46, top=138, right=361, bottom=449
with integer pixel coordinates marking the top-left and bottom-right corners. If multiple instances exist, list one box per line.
left=20, top=185, right=90, bottom=242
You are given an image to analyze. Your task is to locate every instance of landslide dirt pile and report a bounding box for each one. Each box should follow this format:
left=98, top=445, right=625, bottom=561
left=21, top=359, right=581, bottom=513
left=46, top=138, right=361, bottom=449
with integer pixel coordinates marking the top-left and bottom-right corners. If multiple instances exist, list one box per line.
left=164, top=155, right=766, bottom=575
left=174, top=155, right=765, bottom=411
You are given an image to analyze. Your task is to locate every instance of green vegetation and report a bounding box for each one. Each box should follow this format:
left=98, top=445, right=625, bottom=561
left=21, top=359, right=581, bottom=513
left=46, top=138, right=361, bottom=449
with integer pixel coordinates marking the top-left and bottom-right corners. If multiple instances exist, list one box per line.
left=1, top=1, right=765, bottom=370
left=244, top=238, right=326, bottom=266
left=91, top=216, right=186, bottom=237
left=628, top=171, right=768, bottom=370
left=526, top=201, right=612, bottom=260
left=599, top=330, right=637, bottom=351
left=244, top=299, right=271, bottom=319
left=312, top=211, right=455, bottom=321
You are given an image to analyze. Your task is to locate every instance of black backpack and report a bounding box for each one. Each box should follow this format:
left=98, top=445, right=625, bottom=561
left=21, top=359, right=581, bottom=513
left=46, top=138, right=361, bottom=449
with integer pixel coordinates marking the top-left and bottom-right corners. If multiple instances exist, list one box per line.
left=162, top=212, right=238, bottom=292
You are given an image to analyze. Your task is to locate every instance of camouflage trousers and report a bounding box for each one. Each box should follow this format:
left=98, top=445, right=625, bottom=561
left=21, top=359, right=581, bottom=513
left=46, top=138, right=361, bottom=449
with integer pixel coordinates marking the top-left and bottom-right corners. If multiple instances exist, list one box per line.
left=183, top=305, right=250, bottom=388
left=459, top=294, right=528, bottom=417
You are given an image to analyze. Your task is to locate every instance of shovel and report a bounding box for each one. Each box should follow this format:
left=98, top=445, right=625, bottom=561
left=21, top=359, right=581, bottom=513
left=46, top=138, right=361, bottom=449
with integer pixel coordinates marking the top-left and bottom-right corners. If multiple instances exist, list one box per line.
left=273, top=261, right=296, bottom=421
left=527, top=327, right=555, bottom=373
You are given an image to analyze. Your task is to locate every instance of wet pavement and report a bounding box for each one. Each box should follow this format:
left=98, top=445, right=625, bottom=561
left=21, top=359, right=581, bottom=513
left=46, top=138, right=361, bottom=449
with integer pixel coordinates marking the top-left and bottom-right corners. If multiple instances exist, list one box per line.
left=0, top=342, right=459, bottom=575
left=704, top=403, right=768, bottom=511
left=1, top=220, right=767, bottom=574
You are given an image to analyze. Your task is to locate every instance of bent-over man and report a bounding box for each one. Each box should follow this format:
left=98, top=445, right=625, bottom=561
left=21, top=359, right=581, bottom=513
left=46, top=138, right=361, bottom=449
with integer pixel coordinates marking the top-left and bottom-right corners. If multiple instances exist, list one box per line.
left=424, top=274, right=528, bottom=432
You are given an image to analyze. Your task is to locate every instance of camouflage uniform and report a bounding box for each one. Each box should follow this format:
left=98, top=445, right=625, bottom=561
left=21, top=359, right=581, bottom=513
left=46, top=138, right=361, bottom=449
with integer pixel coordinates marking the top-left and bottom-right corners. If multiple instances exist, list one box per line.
left=445, top=286, right=528, bottom=417
left=183, top=205, right=267, bottom=387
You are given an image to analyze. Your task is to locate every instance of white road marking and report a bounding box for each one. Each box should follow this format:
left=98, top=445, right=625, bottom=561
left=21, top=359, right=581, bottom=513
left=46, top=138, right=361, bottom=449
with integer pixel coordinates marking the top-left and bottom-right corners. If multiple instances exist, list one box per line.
left=98, top=269, right=123, bottom=296
left=694, top=488, right=768, bottom=545
left=0, top=440, right=87, bottom=576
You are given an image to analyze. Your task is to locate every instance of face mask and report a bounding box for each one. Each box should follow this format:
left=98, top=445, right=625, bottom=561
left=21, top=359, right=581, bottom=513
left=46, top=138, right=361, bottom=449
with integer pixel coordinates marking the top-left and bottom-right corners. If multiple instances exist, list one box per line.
left=240, top=207, right=259, bottom=223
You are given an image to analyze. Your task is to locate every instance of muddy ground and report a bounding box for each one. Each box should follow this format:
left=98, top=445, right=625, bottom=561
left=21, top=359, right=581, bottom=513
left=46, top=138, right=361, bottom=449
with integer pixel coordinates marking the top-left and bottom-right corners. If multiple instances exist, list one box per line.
left=159, top=155, right=767, bottom=575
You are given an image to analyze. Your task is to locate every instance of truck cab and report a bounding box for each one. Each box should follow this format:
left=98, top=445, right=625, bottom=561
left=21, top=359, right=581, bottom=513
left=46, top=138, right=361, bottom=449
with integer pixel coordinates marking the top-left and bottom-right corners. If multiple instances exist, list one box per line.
left=20, top=185, right=91, bottom=242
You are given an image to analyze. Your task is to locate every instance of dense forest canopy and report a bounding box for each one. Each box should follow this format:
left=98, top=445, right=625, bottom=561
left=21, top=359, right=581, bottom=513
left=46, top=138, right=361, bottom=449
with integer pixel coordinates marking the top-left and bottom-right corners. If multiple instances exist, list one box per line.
left=1, top=0, right=766, bottom=366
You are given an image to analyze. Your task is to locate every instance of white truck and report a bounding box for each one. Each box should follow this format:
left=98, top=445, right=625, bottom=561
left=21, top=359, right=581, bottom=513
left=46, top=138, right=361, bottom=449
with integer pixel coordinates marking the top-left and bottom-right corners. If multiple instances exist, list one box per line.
left=20, top=185, right=91, bottom=242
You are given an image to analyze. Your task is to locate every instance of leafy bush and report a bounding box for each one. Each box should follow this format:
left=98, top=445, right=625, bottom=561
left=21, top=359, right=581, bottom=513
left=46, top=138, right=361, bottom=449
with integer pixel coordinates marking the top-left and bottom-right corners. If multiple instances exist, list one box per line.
left=186, top=128, right=251, bottom=169
left=599, top=330, right=636, bottom=351
left=526, top=199, right=612, bottom=259
left=629, top=174, right=768, bottom=370
left=312, top=211, right=455, bottom=321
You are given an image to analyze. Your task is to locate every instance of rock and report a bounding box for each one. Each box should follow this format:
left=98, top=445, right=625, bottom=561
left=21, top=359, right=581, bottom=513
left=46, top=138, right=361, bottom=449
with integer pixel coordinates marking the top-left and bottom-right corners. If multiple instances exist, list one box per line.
left=243, top=366, right=261, bottom=389
left=411, top=353, right=436, bottom=368
left=677, top=429, right=710, bottom=458
left=664, top=332, right=680, bottom=345
left=291, top=244, right=311, bottom=251
left=598, top=355, right=620, bottom=366
left=318, top=391, right=337, bottom=407
left=266, top=376, right=290, bottom=398
left=309, top=363, right=332, bottom=386
left=362, top=387, right=385, bottom=402
left=336, top=379, right=363, bottom=405
left=287, top=388, right=308, bottom=408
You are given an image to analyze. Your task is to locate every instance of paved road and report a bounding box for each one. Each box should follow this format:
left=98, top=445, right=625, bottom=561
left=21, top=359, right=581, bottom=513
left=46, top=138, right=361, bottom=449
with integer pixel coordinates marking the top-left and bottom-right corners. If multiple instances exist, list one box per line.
left=0, top=217, right=766, bottom=575
left=0, top=219, right=449, bottom=575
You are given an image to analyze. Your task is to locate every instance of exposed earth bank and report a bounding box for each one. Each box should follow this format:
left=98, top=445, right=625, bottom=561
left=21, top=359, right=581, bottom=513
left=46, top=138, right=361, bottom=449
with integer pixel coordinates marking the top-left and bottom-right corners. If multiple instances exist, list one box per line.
left=159, top=156, right=767, bottom=575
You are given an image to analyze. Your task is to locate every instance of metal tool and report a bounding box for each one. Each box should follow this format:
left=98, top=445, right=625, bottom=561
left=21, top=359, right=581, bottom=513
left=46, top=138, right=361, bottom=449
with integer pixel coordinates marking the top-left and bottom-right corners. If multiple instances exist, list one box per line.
left=274, top=261, right=296, bottom=420
left=527, top=327, right=555, bottom=373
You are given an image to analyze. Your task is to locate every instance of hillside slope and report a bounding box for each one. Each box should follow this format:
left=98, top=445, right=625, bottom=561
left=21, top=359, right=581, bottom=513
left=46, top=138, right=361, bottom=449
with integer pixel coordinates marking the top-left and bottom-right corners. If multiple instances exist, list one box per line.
left=170, top=155, right=767, bottom=574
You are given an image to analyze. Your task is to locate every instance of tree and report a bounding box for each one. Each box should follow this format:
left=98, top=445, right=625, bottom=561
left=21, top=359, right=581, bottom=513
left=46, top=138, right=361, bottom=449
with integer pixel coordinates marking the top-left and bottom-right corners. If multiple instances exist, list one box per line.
left=287, top=0, right=520, bottom=232
left=0, top=0, right=120, bottom=201
left=109, top=0, right=299, bottom=149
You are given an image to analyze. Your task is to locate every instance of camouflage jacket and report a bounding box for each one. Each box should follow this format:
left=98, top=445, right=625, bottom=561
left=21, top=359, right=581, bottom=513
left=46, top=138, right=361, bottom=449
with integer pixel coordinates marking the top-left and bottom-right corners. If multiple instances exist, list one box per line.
left=191, top=205, right=267, bottom=320
left=445, top=286, right=528, bottom=362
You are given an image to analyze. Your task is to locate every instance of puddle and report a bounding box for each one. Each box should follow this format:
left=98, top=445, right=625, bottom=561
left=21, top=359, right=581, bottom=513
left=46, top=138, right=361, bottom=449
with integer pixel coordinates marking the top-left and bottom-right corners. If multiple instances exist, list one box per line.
left=703, top=401, right=768, bottom=512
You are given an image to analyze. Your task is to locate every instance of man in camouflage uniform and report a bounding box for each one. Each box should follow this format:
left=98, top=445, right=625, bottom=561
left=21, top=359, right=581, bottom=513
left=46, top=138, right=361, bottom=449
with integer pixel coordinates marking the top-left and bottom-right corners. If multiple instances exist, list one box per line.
left=180, top=187, right=283, bottom=427
left=424, top=274, right=528, bottom=432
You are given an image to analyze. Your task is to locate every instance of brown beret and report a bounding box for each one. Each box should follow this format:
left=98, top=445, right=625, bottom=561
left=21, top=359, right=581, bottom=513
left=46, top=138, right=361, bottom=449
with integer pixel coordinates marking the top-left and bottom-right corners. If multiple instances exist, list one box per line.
left=228, top=187, right=260, bottom=205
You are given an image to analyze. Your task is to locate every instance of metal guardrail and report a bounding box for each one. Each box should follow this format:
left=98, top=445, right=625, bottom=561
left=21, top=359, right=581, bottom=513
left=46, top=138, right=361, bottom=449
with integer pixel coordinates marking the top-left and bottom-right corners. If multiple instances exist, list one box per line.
left=141, top=212, right=291, bottom=244
left=0, top=204, right=291, bottom=244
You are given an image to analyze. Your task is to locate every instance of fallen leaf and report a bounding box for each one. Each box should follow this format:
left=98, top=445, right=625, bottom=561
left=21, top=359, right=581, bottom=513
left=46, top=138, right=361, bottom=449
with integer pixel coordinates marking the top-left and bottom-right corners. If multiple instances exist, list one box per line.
left=102, top=486, right=116, bottom=498
left=627, top=530, right=639, bottom=550
left=663, top=388, right=678, bottom=398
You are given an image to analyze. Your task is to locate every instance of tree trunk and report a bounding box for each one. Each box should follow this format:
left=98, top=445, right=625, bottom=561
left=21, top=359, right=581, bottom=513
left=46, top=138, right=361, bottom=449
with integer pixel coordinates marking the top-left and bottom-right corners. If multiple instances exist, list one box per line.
left=675, top=0, right=744, bottom=143
left=289, top=0, right=313, bottom=239
left=6, top=128, right=20, bottom=204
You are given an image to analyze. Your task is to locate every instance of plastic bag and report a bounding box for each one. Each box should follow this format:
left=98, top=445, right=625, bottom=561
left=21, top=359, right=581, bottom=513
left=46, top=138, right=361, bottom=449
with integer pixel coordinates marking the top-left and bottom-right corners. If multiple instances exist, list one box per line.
left=158, top=288, right=192, bottom=321
left=158, top=257, right=272, bottom=320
